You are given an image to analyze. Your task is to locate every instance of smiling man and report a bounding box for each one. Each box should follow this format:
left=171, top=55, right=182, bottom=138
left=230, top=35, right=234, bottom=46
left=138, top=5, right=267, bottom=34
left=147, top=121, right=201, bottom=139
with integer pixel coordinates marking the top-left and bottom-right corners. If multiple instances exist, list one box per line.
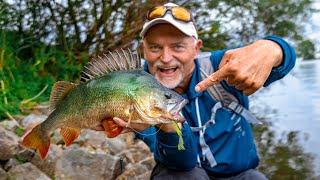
left=143, top=23, right=201, bottom=92
left=109, top=2, right=296, bottom=179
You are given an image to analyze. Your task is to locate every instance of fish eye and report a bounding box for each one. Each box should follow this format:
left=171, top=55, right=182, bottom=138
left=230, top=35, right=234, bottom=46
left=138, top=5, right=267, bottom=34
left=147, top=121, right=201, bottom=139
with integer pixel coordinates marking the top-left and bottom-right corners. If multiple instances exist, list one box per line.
left=164, top=93, right=172, bottom=99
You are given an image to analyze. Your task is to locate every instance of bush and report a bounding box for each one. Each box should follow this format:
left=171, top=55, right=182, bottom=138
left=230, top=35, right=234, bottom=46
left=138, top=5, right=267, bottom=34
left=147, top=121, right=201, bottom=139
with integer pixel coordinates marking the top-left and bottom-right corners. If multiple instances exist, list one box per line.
left=0, top=30, right=88, bottom=119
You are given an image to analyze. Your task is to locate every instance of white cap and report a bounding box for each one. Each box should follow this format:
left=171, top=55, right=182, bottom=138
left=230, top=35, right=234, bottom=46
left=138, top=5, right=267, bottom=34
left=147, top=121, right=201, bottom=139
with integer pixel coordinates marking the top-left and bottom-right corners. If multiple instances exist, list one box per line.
left=140, top=3, right=198, bottom=39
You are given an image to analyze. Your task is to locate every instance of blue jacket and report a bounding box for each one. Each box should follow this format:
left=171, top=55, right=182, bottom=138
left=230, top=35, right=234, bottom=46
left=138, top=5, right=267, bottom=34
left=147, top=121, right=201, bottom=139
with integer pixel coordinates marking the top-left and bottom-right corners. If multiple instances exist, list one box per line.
left=136, top=35, right=296, bottom=175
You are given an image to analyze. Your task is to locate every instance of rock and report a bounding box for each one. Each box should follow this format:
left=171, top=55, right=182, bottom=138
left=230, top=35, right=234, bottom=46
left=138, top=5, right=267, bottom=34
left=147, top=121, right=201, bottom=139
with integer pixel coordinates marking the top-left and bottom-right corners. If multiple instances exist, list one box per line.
left=78, top=129, right=130, bottom=155
left=135, top=171, right=152, bottom=180
left=0, top=120, right=21, bottom=131
left=138, top=156, right=155, bottom=170
left=77, top=129, right=111, bottom=151
left=55, top=148, right=121, bottom=180
left=21, top=103, right=50, bottom=116
left=31, top=144, right=63, bottom=178
left=21, top=114, right=47, bottom=130
left=4, top=158, right=20, bottom=171
left=105, top=137, right=128, bottom=155
left=118, top=146, right=153, bottom=164
left=0, top=167, right=7, bottom=180
left=7, top=162, right=51, bottom=180
left=116, top=164, right=149, bottom=180
left=15, top=149, right=36, bottom=163
left=0, top=126, right=20, bottom=160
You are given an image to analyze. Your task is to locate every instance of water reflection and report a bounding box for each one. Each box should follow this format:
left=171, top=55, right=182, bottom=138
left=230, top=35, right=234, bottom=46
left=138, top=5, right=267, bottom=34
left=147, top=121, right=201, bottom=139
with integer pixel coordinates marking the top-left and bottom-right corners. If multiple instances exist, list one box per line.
left=250, top=60, right=320, bottom=178
left=254, top=121, right=316, bottom=179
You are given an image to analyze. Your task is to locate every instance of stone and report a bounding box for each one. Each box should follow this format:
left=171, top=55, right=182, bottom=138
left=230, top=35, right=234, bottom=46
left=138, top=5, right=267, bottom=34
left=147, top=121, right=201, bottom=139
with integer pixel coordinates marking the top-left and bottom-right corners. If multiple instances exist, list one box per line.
left=118, top=146, right=152, bottom=164
left=7, top=162, right=51, bottom=180
left=105, top=137, right=128, bottom=155
left=0, top=126, right=20, bottom=160
left=77, top=129, right=111, bottom=151
left=55, top=148, right=121, bottom=180
left=78, top=129, right=130, bottom=155
left=0, top=167, right=7, bottom=180
left=138, top=156, right=156, bottom=170
left=31, top=144, right=63, bottom=178
left=4, top=158, right=20, bottom=171
left=21, top=103, right=50, bottom=116
left=116, top=164, right=149, bottom=180
left=0, top=120, right=21, bottom=131
left=15, top=149, right=36, bottom=163
left=21, top=114, right=47, bottom=130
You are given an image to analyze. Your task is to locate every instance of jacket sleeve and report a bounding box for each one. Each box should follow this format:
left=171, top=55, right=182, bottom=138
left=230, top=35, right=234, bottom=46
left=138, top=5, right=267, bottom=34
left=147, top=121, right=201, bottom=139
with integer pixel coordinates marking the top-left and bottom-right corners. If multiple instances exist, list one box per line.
left=153, top=122, right=198, bottom=171
left=263, top=35, right=296, bottom=86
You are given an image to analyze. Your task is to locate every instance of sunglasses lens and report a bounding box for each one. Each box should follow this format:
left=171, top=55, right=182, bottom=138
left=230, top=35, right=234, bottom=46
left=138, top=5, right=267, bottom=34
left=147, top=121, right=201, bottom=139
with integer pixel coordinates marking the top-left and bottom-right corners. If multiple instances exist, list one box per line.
left=172, top=7, right=191, bottom=22
left=148, top=6, right=166, bottom=20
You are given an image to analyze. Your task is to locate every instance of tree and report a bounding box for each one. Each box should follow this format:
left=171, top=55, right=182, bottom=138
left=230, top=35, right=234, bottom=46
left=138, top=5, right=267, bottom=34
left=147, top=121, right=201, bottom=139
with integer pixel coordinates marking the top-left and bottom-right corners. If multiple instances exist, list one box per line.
left=297, top=39, right=316, bottom=59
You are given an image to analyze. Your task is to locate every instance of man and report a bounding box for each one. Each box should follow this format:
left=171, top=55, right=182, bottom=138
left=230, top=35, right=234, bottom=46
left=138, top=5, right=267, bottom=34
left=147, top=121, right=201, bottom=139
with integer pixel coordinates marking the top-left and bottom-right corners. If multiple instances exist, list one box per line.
left=109, top=2, right=296, bottom=179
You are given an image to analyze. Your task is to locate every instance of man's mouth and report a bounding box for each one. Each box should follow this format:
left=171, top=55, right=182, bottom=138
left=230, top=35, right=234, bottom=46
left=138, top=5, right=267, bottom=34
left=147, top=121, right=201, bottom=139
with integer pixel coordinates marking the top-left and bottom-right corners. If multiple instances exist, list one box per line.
left=159, top=67, right=178, bottom=76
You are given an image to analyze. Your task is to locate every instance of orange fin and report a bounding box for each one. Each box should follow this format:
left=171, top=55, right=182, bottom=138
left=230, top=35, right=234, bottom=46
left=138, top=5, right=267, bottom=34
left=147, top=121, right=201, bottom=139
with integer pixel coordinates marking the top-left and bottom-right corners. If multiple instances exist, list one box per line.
left=102, top=119, right=123, bottom=138
left=60, top=127, right=81, bottom=146
left=21, top=124, right=50, bottom=160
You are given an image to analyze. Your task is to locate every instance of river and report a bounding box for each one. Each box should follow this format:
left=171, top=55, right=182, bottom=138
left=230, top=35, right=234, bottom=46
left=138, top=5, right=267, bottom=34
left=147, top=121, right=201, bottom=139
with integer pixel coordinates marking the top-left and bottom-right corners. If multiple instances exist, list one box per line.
left=250, top=59, right=320, bottom=178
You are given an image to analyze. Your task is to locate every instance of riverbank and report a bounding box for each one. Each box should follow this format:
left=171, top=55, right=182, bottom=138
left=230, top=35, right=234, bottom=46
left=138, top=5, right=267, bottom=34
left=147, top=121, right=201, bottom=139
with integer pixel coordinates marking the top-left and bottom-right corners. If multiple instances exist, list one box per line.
left=0, top=105, right=155, bottom=180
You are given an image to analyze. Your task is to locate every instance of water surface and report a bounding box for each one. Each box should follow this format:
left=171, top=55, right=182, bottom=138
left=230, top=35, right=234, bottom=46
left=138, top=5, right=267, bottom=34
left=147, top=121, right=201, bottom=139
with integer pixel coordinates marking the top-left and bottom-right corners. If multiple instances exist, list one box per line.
left=250, top=60, right=320, bottom=178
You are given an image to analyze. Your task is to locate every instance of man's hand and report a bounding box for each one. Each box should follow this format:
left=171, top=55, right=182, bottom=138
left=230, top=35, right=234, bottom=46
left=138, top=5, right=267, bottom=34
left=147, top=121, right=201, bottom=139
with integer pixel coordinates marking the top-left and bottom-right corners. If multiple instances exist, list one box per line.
left=195, top=40, right=283, bottom=96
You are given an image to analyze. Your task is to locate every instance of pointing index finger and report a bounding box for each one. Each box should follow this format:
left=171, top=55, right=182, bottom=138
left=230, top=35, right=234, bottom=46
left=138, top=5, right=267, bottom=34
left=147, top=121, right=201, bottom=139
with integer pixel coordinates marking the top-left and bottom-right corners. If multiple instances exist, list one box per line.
left=195, top=64, right=229, bottom=92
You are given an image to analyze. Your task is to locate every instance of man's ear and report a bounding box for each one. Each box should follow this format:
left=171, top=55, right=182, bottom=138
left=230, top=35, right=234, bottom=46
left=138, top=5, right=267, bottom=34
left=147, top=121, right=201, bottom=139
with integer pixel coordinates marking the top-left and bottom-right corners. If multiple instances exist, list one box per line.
left=194, top=39, right=203, bottom=56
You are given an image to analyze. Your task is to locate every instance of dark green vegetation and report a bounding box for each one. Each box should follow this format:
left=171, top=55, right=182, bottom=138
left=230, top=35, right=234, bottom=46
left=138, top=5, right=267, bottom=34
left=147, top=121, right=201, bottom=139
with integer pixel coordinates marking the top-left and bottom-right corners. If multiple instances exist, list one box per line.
left=0, top=0, right=316, bottom=119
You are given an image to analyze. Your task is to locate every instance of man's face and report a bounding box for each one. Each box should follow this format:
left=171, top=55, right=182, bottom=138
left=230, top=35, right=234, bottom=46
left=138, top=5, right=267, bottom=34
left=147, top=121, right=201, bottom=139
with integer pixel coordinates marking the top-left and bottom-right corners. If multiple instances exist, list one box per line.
left=143, top=24, right=202, bottom=89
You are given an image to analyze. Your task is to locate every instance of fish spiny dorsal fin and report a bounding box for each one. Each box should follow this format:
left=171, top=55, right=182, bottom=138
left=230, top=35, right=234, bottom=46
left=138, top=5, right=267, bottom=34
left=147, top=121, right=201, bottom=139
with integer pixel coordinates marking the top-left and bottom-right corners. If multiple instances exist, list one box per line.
left=80, top=48, right=141, bottom=83
left=50, top=81, right=77, bottom=111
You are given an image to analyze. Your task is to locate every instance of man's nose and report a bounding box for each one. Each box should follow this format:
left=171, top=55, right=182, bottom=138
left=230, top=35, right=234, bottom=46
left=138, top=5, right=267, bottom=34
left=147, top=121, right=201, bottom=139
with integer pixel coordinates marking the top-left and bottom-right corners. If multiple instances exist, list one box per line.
left=160, top=48, right=173, bottom=63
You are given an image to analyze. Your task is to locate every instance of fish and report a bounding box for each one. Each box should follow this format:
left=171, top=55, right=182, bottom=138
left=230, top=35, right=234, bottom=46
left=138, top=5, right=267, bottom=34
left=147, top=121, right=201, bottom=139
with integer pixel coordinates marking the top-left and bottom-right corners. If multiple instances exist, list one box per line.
left=20, top=49, right=188, bottom=160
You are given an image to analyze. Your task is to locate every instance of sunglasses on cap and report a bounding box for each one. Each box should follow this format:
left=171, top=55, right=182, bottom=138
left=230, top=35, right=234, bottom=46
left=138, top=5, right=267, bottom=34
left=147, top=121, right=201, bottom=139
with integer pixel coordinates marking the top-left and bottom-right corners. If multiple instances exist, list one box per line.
left=146, top=5, right=192, bottom=22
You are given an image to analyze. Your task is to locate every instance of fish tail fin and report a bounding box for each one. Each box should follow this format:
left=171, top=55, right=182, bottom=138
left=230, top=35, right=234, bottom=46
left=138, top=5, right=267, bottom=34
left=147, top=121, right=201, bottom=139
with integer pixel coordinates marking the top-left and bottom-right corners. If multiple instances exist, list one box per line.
left=60, top=127, right=81, bottom=146
left=21, top=124, right=50, bottom=160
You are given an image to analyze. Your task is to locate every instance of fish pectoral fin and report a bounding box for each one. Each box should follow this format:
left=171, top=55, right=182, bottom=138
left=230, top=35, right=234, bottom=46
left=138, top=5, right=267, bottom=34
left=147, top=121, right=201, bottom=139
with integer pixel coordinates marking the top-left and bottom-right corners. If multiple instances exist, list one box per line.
left=50, top=81, right=77, bottom=111
left=60, top=127, right=81, bottom=146
left=102, top=118, right=123, bottom=138
left=21, top=124, right=50, bottom=160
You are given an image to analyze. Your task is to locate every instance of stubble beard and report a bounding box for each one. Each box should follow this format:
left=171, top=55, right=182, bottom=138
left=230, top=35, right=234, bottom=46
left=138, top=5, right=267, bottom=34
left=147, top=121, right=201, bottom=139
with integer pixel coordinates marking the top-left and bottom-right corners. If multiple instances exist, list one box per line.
left=153, top=61, right=184, bottom=89
left=155, top=71, right=184, bottom=89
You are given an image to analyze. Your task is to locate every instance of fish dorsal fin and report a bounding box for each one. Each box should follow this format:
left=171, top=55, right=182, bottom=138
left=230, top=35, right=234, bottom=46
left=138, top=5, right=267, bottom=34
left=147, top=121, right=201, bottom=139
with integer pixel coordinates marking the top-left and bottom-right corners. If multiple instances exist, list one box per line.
left=80, top=48, right=141, bottom=83
left=50, top=81, right=77, bottom=111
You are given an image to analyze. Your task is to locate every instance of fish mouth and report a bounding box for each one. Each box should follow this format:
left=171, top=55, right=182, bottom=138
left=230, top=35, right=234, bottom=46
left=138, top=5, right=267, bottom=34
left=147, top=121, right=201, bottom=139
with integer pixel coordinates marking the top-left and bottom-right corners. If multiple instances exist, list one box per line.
left=168, top=99, right=188, bottom=122
left=170, top=99, right=188, bottom=114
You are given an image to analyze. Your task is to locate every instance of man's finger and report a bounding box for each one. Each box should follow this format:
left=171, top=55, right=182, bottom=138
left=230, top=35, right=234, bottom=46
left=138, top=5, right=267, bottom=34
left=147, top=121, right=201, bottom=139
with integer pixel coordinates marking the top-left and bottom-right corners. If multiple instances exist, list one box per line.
left=195, top=65, right=229, bottom=92
left=113, top=117, right=129, bottom=127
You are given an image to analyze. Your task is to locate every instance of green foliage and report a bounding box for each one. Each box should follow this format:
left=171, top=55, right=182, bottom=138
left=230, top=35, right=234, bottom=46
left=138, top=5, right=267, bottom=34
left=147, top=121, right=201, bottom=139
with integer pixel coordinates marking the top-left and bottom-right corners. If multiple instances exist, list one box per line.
left=0, top=30, right=88, bottom=119
left=0, top=0, right=317, bottom=118
left=297, top=39, right=316, bottom=60
left=188, top=0, right=316, bottom=54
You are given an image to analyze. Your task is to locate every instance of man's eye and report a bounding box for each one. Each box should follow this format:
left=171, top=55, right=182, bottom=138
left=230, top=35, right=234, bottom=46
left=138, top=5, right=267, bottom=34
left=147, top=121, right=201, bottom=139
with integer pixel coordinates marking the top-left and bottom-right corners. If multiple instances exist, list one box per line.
left=174, top=44, right=185, bottom=51
left=149, top=45, right=160, bottom=51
